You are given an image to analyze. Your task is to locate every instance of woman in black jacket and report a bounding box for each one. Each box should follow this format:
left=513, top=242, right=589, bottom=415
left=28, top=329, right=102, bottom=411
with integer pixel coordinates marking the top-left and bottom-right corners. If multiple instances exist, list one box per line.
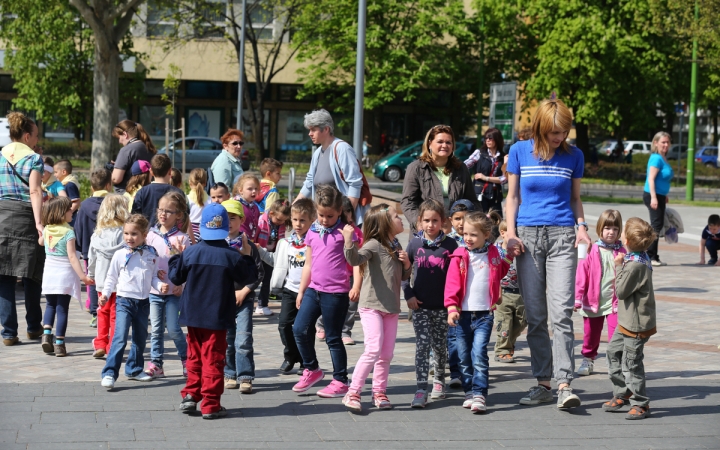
left=471, top=127, right=506, bottom=217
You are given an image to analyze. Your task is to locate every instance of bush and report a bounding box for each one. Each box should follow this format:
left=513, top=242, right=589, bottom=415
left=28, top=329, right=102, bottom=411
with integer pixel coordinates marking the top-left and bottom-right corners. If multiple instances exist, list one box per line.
left=280, top=150, right=313, bottom=163
left=39, top=139, right=91, bottom=160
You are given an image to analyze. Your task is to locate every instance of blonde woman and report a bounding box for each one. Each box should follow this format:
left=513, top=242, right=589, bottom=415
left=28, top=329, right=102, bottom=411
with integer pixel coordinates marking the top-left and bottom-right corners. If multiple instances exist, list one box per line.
left=643, top=131, right=673, bottom=266
left=504, top=99, right=592, bottom=410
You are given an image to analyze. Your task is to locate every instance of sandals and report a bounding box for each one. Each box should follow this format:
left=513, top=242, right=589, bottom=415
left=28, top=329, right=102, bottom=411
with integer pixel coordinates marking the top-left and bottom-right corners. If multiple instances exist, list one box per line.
left=494, top=354, right=515, bottom=363
left=602, top=395, right=631, bottom=411
left=626, top=405, right=650, bottom=420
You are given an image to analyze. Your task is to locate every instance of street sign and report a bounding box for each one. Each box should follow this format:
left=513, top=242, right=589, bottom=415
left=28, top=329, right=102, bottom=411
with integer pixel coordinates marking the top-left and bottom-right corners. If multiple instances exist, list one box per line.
left=489, top=82, right=517, bottom=143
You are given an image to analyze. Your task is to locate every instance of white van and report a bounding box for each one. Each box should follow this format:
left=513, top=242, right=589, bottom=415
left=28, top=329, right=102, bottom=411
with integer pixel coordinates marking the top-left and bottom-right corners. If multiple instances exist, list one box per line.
left=0, top=118, right=10, bottom=149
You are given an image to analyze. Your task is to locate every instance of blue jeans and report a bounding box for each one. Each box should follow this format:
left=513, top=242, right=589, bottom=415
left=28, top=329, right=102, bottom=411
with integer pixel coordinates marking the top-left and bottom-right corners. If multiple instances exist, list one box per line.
left=293, top=288, right=349, bottom=382
left=0, top=275, right=43, bottom=339
left=447, top=325, right=461, bottom=380
left=224, top=295, right=255, bottom=381
left=455, top=311, right=494, bottom=396
left=149, top=293, right=187, bottom=366
left=101, top=296, right=150, bottom=380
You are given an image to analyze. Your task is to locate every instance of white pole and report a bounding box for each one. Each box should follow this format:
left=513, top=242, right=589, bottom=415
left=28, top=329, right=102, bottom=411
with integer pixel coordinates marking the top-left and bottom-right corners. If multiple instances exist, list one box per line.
left=352, top=0, right=367, bottom=161
left=236, top=0, right=247, bottom=131
left=181, top=117, right=186, bottom=176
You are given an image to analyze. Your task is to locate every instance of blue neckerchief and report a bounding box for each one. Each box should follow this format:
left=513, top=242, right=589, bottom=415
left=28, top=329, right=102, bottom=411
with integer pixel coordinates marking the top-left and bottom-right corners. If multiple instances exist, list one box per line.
left=226, top=232, right=244, bottom=250
left=269, top=221, right=279, bottom=242
left=287, top=230, right=306, bottom=247
left=389, top=238, right=402, bottom=252
left=467, top=241, right=490, bottom=254
left=624, top=251, right=653, bottom=271
left=151, top=225, right=180, bottom=250
left=596, top=239, right=623, bottom=251
left=122, top=244, right=157, bottom=268
left=310, top=218, right=342, bottom=238
left=448, top=230, right=465, bottom=247
left=237, top=197, right=254, bottom=209
left=415, top=230, right=446, bottom=248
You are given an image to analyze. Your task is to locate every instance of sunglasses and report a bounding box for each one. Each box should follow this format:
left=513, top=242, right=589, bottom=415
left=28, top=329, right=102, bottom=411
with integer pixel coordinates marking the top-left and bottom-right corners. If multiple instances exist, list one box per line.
left=229, top=140, right=244, bottom=146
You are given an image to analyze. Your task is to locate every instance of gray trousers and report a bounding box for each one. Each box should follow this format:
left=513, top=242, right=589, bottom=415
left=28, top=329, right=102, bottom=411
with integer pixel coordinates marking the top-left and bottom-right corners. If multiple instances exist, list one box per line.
left=607, top=331, right=650, bottom=407
left=516, top=226, right=577, bottom=385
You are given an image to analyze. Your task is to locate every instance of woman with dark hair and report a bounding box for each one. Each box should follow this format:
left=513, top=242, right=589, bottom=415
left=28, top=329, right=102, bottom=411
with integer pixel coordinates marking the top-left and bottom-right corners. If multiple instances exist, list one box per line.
left=471, top=128, right=506, bottom=216
left=111, top=120, right=156, bottom=194
left=211, top=129, right=245, bottom=188
left=0, top=112, right=46, bottom=346
left=401, top=125, right=478, bottom=232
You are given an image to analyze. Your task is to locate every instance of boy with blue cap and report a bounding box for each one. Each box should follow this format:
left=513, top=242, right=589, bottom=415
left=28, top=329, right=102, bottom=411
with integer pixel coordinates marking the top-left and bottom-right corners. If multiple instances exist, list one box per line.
left=168, top=203, right=257, bottom=419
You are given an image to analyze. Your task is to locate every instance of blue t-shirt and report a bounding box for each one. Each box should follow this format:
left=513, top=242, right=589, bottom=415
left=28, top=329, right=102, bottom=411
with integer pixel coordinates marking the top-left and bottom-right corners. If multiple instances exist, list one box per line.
left=45, top=181, right=65, bottom=197
left=43, top=228, right=75, bottom=257
left=507, top=139, right=584, bottom=227
left=643, top=154, right=673, bottom=196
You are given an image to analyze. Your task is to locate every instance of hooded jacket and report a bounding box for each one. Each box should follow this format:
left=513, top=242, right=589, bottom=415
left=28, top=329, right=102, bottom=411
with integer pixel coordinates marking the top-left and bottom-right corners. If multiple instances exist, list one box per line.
left=444, top=245, right=511, bottom=311
left=87, top=227, right=124, bottom=289
left=574, top=243, right=626, bottom=314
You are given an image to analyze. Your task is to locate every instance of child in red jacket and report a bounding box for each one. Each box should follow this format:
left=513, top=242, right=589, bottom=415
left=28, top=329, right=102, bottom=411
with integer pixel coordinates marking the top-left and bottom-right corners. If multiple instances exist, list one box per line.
left=445, top=211, right=512, bottom=415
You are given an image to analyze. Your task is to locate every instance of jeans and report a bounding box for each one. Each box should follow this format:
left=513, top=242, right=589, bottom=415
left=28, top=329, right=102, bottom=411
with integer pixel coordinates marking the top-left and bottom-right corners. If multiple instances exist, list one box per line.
left=101, top=296, right=150, bottom=380
left=705, top=238, right=719, bottom=261
left=447, top=325, right=461, bottom=380
left=349, top=308, right=398, bottom=394
left=607, top=331, right=650, bottom=407
left=581, top=313, right=617, bottom=360
left=43, top=294, right=71, bottom=337
left=149, top=293, right=187, bottom=366
left=455, top=311, right=494, bottom=396
left=224, top=295, right=255, bottom=381
left=293, top=288, right=349, bottom=382
left=0, top=275, right=43, bottom=339
left=84, top=260, right=98, bottom=316
left=278, top=288, right=314, bottom=364
left=316, top=299, right=358, bottom=337
left=643, top=192, right=666, bottom=261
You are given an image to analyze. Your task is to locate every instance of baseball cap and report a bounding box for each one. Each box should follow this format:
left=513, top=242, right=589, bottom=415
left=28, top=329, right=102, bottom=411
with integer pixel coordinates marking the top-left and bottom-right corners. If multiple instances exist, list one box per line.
left=200, top=203, right=230, bottom=240
left=131, top=160, right=151, bottom=176
left=449, top=199, right=476, bottom=216
left=221, top=199, right=245, bottom=219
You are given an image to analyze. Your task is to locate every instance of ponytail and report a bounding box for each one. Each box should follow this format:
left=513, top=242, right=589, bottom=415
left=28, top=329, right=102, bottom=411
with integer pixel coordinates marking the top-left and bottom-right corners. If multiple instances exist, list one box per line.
left=113, top=120, right=157, bottom=155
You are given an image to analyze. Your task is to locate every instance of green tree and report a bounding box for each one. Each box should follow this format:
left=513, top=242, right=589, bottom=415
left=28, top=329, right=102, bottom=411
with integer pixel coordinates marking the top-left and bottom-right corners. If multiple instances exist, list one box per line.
left=161, top=63, right=181, bottom=149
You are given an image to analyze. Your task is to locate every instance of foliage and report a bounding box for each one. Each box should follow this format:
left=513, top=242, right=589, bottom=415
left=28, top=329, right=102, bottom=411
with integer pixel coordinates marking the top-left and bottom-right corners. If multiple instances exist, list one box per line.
left=38, top=139, right=93, bottom=160
left=161, top=64, right=182, bottom=117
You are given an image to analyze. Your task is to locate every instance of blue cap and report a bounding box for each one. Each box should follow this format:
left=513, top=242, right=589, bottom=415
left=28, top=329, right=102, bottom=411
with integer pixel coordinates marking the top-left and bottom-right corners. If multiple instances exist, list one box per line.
left=200, top=203, right=229, bottom=240
left=449, top=199, right=476, bottom=215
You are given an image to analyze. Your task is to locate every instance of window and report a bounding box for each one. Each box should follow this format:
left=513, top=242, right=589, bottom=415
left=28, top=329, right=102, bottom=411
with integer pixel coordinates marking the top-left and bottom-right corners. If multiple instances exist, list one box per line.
left=139, top=105, right=170, bottom=145
left=0, top=75, right=15, bottom=92
left=277, top=110, right=310, bottom=152
left=186, top=81, right=225, bottom=99
left=278, top=85, right=315, bottom=102
left=144, top=80, right=166, bottom=96
left=147, top=0, right=176, bottom=37
left=197, top=139, right=219, bottom=150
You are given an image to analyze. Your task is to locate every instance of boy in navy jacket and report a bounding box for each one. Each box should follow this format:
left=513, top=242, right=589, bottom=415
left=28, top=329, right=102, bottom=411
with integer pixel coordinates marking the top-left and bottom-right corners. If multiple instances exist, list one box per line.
left=168, top=203, right=257, bottom=419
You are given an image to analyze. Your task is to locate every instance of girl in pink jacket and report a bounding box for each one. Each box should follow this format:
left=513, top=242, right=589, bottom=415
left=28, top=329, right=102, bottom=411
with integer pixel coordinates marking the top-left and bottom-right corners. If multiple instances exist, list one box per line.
left=574, top=209, right=626, bottom=377
left=445, top=212, right=512, bottom=414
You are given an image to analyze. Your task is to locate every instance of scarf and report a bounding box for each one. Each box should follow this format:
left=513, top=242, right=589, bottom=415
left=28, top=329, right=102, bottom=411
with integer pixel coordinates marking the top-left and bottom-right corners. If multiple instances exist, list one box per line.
left=226, top=232, right=244, bottom=251
left=1, top=142, right=35, bottom=165
left=92, top=190, right=109, bottom=198
left=287, top=230, right=306, bottom=247
left=415, top=230, right=446, bottom=249
left=60, top=173, right=81, bottom=190
left=310, top=218, right=342, bottom=238
left=467, top=241, right=491, bottom=254
left=188, top=188, right=207, bottom=208
left=624, top=251, right=653, bottom=271
left=596, top=239, right=623, bottom=251
left=151, top=225, right=181, bottom=252
left=44, top=223, right=73, bottom=250
left=123, top=244, right=158, bottom=268
left=237, top=197, right=254, bottom=209
left=448, top=230, right=465, bottom=247
left=389, top=238, right=402, bottom=252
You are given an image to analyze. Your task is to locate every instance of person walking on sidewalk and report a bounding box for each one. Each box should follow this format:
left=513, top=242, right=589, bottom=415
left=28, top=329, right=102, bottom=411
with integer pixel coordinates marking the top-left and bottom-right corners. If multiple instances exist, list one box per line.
left=643, top=131, right=673, bottom=267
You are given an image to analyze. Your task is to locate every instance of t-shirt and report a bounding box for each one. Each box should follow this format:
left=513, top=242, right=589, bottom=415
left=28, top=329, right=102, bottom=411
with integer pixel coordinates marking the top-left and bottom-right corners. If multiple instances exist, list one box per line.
left=464, top=251, right=491, bottom=311
left=507, top=139, right=584, bottom=227
left=285, top=242, right=308, bottom=293
left=131, top=183, right=184, bottom=226
left=434, top=167, right=450, bottom=196
left=62, top=181, right=81, bottom=226
left=114, top=139, right=153, bottom=192
left=43, top=228, right=75, bottom=257
left=580, top=247, right=615, bottom=318
left=643, top=154, right=673, bottom=196
left=306, top=226, right=356, bottom=293
left=702, top=226, right=720, bottom=241
left=314, top=146, right=336, bottom=188
left=45, top=180, right=65, bottom=198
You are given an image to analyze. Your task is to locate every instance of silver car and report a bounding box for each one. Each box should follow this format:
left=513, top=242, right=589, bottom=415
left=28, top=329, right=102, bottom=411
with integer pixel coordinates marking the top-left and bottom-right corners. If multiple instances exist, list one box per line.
left=158, top=137, right=250, bottom=171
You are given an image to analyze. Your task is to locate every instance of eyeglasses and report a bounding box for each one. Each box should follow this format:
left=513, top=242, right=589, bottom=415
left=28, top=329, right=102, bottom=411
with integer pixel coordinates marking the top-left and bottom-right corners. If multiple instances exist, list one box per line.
left=157, top=208, right=177, bottom=216
left=229, top=140, right=244, bottom=146
left=485, top=136, right=494, bottom=140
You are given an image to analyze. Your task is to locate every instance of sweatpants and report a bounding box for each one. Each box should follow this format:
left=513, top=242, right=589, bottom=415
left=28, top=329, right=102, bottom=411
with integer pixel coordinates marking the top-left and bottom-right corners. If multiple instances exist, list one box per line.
left=182, top=326, right=226, bottom=415
left=94, top=293, right=116, bottom=353
left=581, top=313, right=617, bottom=360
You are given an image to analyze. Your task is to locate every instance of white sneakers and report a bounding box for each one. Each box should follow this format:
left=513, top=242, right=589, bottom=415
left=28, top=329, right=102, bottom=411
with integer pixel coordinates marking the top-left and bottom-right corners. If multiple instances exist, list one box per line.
left=255, top=306, right=273, bottom=316
left=577, top=358, right=594, bottom=376
left=101, top=376, right=115, bottom=389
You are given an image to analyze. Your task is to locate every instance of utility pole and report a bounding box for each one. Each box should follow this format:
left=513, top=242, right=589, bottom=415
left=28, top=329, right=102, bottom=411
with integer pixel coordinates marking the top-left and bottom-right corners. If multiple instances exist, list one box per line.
left=236, top=0, right=248, bottom=131
left=686, top=0, right=699, bottom=201
left=477, top=13, right=485, bottom=136
left=352, top=0, right=367, bottom=161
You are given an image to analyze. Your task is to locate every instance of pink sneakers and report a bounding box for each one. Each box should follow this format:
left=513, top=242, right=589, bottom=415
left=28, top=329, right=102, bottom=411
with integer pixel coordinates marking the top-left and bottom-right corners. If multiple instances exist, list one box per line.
left=317, top=379, right=349, bottom=398
left=292, top=368, right=325, bottom=392
left=144, top=362, right=165, bottom=379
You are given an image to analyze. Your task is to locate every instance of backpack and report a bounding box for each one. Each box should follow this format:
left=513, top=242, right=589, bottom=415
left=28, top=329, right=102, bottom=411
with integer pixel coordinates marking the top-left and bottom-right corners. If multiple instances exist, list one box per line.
left=255, top=181, right=278, bottom=213
left=332, top=140, right=372, bottom=207
left=205, top=166, right=215, bottom=195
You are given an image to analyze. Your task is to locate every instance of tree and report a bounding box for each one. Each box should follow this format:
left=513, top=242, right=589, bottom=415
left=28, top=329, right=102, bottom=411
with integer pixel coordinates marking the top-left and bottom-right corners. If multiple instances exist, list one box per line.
left=161, top=63, right=181, bottom=148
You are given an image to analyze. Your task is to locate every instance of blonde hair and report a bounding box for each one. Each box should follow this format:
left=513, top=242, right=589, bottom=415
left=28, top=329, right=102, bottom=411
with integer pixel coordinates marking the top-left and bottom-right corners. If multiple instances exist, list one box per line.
left=96, top=194, right=129, bottom=230
left=464, top=211, right=501, bottom=237
left=188, top=168, right=208, bottom=205
left=125, top=214, right=150, bottom=235
left=624, top=217, right=657, bottom=253
left=233, top=173, right=259, bottom=198
left=531, top=99, right=573, bottom=161
left=42, top=197, right=71, bottom=226
left=360, top=203, right=399, bottom=277
left=596, top=209, right=623, bottom=238
left=418, top=125, right=461, bottom=175
left=499, top=219, right=507, bottom=233
left=159, top=190, right=190, bottom=234
left=650, top=131, right=671, bottom=154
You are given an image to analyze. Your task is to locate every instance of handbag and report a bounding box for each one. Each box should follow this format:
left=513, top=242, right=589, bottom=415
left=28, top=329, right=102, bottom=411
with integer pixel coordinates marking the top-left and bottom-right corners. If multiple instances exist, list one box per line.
left=333, top=141, right=373, bottom=207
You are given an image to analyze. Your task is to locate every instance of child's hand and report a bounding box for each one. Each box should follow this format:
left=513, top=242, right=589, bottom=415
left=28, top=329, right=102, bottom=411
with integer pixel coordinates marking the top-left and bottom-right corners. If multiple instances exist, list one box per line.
left=159, top=283, right=169, bottom=294
left=98, top=294, right=107, bottom=306
left=349, top=287, right=360, bottom=302
left=83, top=276, right=95, bottom=286
left=172, top=241, right=186, bottom=254
left=172, top=285, right=183, bottom=296
left=341, top=224, right=355, bottom=243
left=406, top=297, right=421, bottom=310
left=397, top=250, right=411, bottom=269
left=157, top=270, right=167, bottom=281
left=239, top=233, right=251, bottom=256
left=614, top=254, right=624, bottom=266
left=448, top=311, right=460, bottom=327
left=235, top=290, right=248, bottom=306
left=296, top=292, right=304, bottom=310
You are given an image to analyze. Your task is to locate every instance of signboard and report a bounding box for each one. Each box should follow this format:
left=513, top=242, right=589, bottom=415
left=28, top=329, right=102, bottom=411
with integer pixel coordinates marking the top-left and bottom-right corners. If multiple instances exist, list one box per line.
left=489, top=82, right=517, bottom=143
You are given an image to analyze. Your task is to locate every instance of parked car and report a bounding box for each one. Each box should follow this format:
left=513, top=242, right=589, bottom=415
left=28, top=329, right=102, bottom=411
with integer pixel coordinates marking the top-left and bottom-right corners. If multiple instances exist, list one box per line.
left=695, top=146, right=719, bottom=168
left=0, top=118, right=11, bottom=149
left=373, top=141, right=423, bottom=182
left=666, top=144, right=688, bottom=160
left=598, top=140, right=652, bottom=157
left=158, top=137, right=250, bottom=171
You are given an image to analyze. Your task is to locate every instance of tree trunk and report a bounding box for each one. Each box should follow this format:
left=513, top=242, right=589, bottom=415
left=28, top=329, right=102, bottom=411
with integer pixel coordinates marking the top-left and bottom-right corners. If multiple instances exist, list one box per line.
left=575, top=121, right=590, bottom=157
left=713, top=105, right=718, bottom=146
left=91, top=42, right=121, bottom=170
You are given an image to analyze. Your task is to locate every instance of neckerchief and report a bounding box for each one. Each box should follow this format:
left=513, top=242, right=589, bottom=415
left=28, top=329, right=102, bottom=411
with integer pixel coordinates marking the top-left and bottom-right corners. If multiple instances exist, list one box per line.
left=151, top=225, right=180, bottom=250
left=596, top=239, right=623, bottom=251
left=60, top=173, right=80, bottom=190
left=269, top=220, right=280, bottom=242
left=45, top=223, right=73, bottom=250
left=42, top=175, right=58, bottom=192
left=237, top=197, right=254, bottom=209
left=123, top=244, right=157, bottom=268
left=287, top=231, right=306, bottom=247
left=447, top=230, right=465, bottom=247
left=390, top=238, right=402, bottom=252
left=310, top=218, right=341, bottom=238
left=467, top=241, right=490, bottom=254
left=226, top=232, right=244, bottom=250
left=624, top=251, right=653, bottom=271
left=415, top=230, right=446, bottom=248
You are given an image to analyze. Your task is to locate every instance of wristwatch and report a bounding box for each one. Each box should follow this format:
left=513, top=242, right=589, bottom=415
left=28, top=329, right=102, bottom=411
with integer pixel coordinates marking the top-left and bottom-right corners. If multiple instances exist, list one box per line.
left=577, top=221, right=589, bottom=230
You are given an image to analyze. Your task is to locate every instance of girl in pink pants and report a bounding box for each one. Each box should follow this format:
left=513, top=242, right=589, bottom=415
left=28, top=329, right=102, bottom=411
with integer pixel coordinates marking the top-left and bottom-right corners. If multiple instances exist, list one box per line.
left=575, top=209, right=627, bottom=376
left=340, top=204, right=412, bottom=412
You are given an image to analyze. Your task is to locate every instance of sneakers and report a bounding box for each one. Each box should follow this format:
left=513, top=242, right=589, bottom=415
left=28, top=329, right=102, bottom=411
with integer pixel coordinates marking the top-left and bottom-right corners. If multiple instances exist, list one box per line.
left=292, top=368, right=325, bottom=393
left=651, top=259, right=667, bottom=267
left=317, top=379, right=349, bottom=398
left=449, top=378, right=462, bottom=389
left=410, top=389, right=428, bottom=408
left=101, top=376, right=115, bottom=389
left=240, top=380, right=253, bottom=394
left=202, top=406, right=227, bottom=420
left=519, top=385, right=554, bottom=405
left=577, top=358, right=593, bottom=376
left=179, top=394, right=196, bottom=413
left=181, top=360, right=187, bottom=378
left=53, top=343, right=67, bottom=357
left=462, top=392, right=474, bottom=408
left=3, top=336, right=19, bottom=346
left=430, top=382, right=446, bottom=400
left=92, top=348, right=106, bottom=358
left=89, top=316, right=97, bottom=328
left=372, top=392, right=392, bottom=409
left=255, top=306, right=273, bottom=316
left=342, top=336, right=355, bottom=345
left=144, top=362, right=165, bottom=379
left=127, top=372, right=152, bottom=382
left=41, top=334, right=54, bottom=353
left=470, top=395, right=487, bottom=414
left=557, top=386, right=581, bottom=409
left=342, top=391, right=362, bottom=412
left=316, top=328, right=326, bottom=340
left=27, top=329, right=43, bottom=340
left=224, top=376, right=238, bottom=389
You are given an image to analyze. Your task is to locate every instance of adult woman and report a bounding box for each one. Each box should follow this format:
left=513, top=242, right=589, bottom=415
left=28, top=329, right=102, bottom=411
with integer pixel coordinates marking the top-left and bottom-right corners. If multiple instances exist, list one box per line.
left=111, top=120, right=156, bottom=193
left=0, top=112, right=46, bottom=346
left=643, top=131, right=673, bottom=266
left=401, top=125, right=478, bottom=231
left=211, top=129, right=245, bottom=189
left=471, top=127, right=506, bottom=216
left=505, top=99, right=591, bottom=410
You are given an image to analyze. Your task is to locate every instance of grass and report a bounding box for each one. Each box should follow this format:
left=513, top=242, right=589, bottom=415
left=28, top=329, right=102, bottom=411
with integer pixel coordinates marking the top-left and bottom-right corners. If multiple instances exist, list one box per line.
left=581, top=195, right=720, bottom=208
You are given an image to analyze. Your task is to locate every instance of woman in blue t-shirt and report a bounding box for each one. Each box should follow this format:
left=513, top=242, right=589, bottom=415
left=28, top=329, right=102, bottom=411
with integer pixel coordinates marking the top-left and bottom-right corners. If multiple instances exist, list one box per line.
left=643, top=132, right=673, bottom=266
left=504, top=99, right=592, bottom=411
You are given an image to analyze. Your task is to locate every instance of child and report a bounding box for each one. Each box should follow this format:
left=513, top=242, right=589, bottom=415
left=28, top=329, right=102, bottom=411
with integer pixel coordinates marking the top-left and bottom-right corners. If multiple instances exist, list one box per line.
left=403, top=199, right=458, bottom=407
left=124, top=160, right=151, bottom=211
left=604, top=217, right=657, bottom=420
left=168, top=203, right=258, bottom=419
left=75, top=169, right=112, bottom=328
left=341, top=204, right=412, bottom=412
left=187, top=168, right=210, bottom=242
left=445, top=211, right=513, bottom=414
left=255, top=199, right=290, bottom=316
left=53, top=159, right=81, bottom=224
left=233, top=173, right=260, bottom=242
left=698, top=214, right=720, bottom=266
left=575, top=209, right=626, bottom=376
left=131, top=154, right=184, bottom=225
left=256, top=158, right=282, bottom=213
left=171, top=168, right=183, bottom=189
left=220, top=199, right=264, bottom=394
left=209, top=182, right=231, bottom=204
left=292, top=184, right=356, bottom=398
left=100, top=214, right=166, bottom=389
left=88, top=194, right=129, bottom=358
left=41, top=156, right=66, bottom=200
left=38, top=197, right=95, bottom=357
left=493, top=219, right=528, bottom=364
left=144, top=191, right=192, bottom=379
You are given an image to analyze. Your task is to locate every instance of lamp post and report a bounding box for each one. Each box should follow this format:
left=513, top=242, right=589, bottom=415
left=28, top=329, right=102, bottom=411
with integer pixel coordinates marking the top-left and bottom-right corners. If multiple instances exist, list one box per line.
left=236, top=0, right=247, bottom=131
left=686, top=0, right=699, bottom=201
left=352, top=0, right=367, bottom=161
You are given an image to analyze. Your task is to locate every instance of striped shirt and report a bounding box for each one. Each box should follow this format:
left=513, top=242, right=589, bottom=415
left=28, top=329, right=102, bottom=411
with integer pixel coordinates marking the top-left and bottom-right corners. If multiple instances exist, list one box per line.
left=507, top=139, right=584, bottom=227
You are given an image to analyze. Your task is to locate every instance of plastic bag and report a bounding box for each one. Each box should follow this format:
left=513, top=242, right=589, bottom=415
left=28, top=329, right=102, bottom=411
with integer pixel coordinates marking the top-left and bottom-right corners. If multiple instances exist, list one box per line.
left=665, top=227, right=678, bottom=244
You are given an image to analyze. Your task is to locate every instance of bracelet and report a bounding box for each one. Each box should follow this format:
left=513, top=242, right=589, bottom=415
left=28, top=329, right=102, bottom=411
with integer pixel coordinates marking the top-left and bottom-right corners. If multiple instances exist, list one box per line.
left=577, top=222, right=588, bottom=230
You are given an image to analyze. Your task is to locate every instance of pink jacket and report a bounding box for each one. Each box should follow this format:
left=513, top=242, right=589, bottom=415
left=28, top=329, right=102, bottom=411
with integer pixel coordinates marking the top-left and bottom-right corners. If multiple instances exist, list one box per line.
left=574, top=242, right=627, bottom=314
left=256, top=212, right=286, bottom=252
left=444, top=245, right=512, bottom=311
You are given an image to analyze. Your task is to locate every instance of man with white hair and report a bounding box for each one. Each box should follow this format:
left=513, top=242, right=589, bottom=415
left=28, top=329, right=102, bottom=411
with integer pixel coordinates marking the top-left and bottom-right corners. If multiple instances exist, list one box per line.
left=295, top=109, right=367, bottom=224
